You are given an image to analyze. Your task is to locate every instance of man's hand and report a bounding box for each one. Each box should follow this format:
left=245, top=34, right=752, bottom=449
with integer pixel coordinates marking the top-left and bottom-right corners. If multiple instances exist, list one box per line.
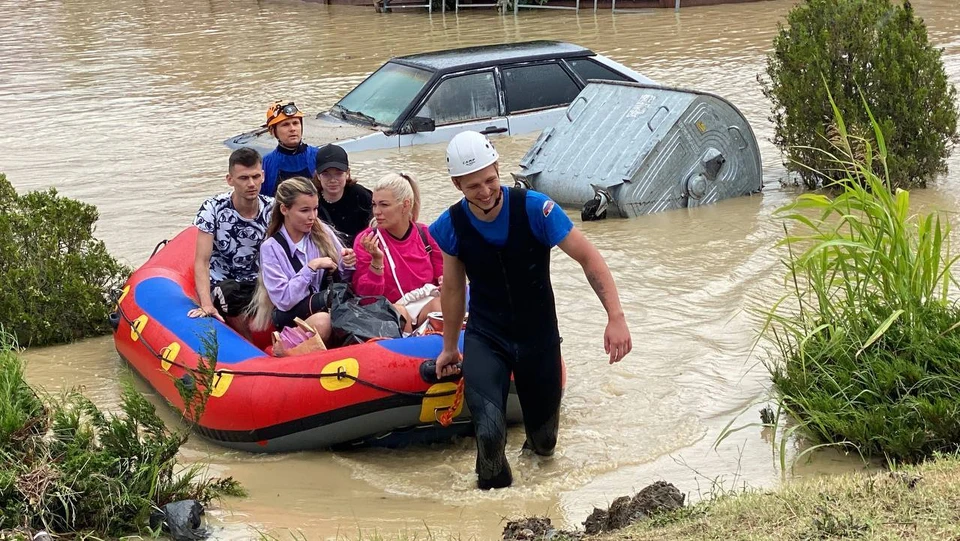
left=604, top=313, right=631, bottom=364
left=188, top=305, right=225, bottom=322
left=435, top=349, right=462, bottom=379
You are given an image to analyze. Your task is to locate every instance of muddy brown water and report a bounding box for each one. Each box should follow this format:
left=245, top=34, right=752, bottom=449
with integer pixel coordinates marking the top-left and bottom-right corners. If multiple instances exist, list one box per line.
left=4, top=0, right=960, bottom=538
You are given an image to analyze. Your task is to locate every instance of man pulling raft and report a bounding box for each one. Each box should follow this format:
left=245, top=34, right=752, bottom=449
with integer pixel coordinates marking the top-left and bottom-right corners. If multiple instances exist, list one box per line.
left=430, top=131, right=633, bottom=489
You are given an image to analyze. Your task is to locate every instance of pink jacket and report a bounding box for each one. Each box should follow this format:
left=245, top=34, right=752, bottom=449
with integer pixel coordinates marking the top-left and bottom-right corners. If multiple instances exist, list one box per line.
left=352, top=222, right=443, bottom=303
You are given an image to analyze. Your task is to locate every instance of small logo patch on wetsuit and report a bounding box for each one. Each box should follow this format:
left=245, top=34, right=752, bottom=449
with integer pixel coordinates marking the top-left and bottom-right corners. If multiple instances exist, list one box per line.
left=542, top=200, right=555, bottom=217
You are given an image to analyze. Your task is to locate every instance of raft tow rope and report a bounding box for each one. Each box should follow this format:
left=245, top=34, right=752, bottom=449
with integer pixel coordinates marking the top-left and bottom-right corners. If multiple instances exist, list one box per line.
left=438, top=372, right=465, bottom=428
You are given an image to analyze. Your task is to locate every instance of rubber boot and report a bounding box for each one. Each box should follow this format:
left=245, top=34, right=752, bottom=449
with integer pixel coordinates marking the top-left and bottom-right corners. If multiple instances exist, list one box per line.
left=521, top=410, right=559, bottom=457
left=471, top=394, right=512, bottom=490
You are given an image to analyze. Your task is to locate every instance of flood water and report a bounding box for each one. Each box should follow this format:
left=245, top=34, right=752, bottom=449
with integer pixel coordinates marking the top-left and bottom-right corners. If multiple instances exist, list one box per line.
left=4, top=0, right=960, bottom=538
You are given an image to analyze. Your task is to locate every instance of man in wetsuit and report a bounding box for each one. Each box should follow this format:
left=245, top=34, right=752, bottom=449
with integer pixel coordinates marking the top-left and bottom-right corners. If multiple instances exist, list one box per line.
left=430, top=131, right=633, bottom=490
left=260, top=101, right=319, bottom=196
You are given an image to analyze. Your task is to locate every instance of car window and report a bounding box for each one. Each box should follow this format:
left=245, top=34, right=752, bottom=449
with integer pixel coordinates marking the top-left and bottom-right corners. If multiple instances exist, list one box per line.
left=335, top=62, right=433, bottom=127
left=566, top=58, right=632, bottom=83
left=416, top=71, right=499, bottom=126
left=502, top=63, right=581, bottom=114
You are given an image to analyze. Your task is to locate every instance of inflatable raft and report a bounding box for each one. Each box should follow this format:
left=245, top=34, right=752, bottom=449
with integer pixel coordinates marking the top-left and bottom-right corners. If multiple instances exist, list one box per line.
left=111, top=227, right=548, bottom=453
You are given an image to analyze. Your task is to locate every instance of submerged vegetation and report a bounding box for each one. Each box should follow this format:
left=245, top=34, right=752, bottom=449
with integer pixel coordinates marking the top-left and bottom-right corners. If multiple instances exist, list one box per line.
left=0, top=330, right=243, bottom=538
left=0, top=173, right=131, bottom=347
left=761, top=0, right=959, bottom=190
left=761, top=93, right=960, bottom=464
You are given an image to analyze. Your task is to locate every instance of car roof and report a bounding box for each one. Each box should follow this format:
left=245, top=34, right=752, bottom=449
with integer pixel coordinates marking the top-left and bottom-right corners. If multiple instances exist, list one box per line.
left=391, top=41, right=595, bottom=73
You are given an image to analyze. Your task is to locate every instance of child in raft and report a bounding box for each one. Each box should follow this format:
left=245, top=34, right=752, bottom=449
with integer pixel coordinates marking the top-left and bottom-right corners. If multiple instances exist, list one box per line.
left=247, top=176, right=356, bottom=355
left=352, top=172, right=443, bottom=333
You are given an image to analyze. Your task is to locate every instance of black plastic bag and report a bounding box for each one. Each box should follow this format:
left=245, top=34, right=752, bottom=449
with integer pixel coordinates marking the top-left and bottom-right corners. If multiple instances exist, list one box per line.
left=148, top=500, right=207, bottom=541
left=326, top=283, right=404, bottom=346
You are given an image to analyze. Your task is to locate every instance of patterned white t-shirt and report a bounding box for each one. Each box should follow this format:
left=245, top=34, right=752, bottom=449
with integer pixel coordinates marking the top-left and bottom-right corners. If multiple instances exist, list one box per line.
left=193, top=192, right=274, bottom=283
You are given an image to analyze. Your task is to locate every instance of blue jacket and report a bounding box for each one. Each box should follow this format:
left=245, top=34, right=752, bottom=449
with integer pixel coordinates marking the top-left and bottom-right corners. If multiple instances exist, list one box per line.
left=261, top=143, right=319, bottom=196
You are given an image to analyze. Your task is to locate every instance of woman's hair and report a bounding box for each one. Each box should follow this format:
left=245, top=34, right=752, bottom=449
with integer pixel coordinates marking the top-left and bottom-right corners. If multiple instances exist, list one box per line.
left=247, top=176, right=340, bottom=330
left=312, top=170, right=357, bottom=190
left=371, top=172, right=421, bottom=227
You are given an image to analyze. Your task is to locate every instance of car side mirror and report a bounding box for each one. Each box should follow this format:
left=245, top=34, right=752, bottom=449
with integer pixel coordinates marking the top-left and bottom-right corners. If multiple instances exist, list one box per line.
left=403, top=116, right=436, bottom=134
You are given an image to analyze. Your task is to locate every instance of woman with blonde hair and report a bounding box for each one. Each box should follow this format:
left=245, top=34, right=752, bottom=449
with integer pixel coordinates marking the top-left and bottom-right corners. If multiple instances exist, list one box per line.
left=250, top=177, right=356, bottom=355
left=352, top=172, right=443, bottom=332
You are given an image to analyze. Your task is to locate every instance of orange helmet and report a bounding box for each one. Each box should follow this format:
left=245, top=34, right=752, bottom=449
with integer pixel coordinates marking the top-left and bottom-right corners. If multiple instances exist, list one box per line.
left=265, top=101, right=303, bottom=129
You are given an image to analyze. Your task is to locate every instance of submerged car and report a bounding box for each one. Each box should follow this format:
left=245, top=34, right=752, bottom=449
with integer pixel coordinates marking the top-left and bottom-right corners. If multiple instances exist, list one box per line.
left=224, top=41, right=653, bottom=155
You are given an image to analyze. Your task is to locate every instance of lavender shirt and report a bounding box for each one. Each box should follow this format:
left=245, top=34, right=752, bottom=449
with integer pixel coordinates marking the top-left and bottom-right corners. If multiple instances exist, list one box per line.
left=258, top=224, right=355, bottom=311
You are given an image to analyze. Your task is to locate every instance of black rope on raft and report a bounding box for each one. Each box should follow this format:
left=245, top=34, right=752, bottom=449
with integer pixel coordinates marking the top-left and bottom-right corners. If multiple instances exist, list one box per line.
left=114, top=303, right=457, bottom=399
left=149, top=239, right=169, bottom=259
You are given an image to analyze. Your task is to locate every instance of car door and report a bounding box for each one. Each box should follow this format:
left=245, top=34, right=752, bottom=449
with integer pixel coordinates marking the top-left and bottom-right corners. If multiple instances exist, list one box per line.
left=398, top=69, right=508, bottom=147
left=502, top=61, right=583, bottom=136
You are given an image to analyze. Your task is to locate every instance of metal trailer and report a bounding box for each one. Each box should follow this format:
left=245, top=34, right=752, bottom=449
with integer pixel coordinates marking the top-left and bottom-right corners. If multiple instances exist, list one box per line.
left=512, top=81, right=762, bottom=220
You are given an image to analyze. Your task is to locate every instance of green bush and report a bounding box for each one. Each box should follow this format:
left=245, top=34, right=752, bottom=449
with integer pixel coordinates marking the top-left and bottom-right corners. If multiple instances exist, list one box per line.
left=0, top=173, right=130, bottom=347
left=761, top=0, right=959, bottom=190
left=764, top=95, right=960, bottom=463
left=0, top=330, right=244, bottom=536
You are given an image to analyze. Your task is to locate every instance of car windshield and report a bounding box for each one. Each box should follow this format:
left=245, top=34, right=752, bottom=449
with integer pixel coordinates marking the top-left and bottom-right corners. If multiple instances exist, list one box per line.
left=333, top=62, right=433, bottom=127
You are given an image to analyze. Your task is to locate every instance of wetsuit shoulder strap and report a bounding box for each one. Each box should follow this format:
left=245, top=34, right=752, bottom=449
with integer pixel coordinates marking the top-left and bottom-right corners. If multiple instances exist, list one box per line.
left=271, top=231, right=303, bottom=273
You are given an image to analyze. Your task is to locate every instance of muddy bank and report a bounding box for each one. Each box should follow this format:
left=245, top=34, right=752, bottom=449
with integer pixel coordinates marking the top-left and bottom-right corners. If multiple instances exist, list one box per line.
left=577, top=457, right=960, bottom=541
left=502, top=481, right=685, bottom=540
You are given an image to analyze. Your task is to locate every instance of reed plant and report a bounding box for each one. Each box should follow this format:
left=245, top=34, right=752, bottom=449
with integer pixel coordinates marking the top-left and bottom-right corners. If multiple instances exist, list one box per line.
left=762, top=91, right=960, bottom=464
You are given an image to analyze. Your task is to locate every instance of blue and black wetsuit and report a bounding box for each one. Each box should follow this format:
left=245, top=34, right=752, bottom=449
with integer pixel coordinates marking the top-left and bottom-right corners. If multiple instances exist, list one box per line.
left=431, top=187, right=572, bottom=489
left=261, top=143, right=319, bottom=196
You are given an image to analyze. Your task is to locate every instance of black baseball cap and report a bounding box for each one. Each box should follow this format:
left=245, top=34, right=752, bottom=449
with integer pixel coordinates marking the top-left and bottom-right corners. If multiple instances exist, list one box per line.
left=315, top=144, right=349, bottom=172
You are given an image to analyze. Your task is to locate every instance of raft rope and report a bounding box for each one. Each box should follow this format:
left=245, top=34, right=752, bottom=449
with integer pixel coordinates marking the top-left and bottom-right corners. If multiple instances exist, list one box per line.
left=149, top=239, right=168, bottom=259
left=114, top=303, right=460, bottom=400
left=438, top=375, right=465, bottom=427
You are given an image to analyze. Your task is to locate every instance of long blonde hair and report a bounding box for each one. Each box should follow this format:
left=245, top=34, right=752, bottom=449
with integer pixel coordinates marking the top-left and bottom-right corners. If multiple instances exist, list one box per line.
left=247, top=176, right=340, bottom=330
left=371, top=172, right=421, bottom=228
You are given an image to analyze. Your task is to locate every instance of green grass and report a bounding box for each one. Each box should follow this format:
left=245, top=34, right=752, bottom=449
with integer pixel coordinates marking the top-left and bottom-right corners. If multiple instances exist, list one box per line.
left=0, top=329, right=244, bottom=538
left=601, top=454, right=960, bottom=541
left=758, top=90, right=960, bottom=465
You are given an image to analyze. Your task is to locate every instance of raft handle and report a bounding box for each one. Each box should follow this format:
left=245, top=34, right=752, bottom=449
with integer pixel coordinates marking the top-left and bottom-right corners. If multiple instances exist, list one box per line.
left=419, top=359, right=463, bottom=385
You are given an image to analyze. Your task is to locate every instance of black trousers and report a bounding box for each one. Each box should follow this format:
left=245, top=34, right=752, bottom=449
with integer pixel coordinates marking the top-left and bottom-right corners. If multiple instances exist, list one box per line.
left=272, top=293, right=327, bottom=330
left=461, top=329, right=562, bottom=489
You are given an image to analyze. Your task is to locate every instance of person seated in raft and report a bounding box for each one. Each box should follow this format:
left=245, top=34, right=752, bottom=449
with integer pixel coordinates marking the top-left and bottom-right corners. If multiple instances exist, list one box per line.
left=248, top=177, right=357, bottom=355
left=352, top=172, right=443, bottom=333
left=260, top=101, right=319, bottom=197
left=312, top=143, right=373, bottom=247
left=188, top=147, right=273, bottom=339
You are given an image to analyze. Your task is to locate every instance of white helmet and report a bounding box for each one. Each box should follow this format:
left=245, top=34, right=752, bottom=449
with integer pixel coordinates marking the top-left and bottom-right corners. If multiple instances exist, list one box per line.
left=446, top=130, right=500, bottom=177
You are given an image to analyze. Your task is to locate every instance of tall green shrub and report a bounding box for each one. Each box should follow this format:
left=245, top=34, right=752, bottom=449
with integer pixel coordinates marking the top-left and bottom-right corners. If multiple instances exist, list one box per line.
left=761, top=0, right=959, bottom=190
left=764, top=95, right=960, bottom=463
left=0, top=174, right=130, bottom=346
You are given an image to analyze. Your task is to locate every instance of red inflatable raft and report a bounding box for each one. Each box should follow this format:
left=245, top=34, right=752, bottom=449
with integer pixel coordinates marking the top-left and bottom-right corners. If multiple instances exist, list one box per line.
left=112, top=227, right=566, bottom=452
